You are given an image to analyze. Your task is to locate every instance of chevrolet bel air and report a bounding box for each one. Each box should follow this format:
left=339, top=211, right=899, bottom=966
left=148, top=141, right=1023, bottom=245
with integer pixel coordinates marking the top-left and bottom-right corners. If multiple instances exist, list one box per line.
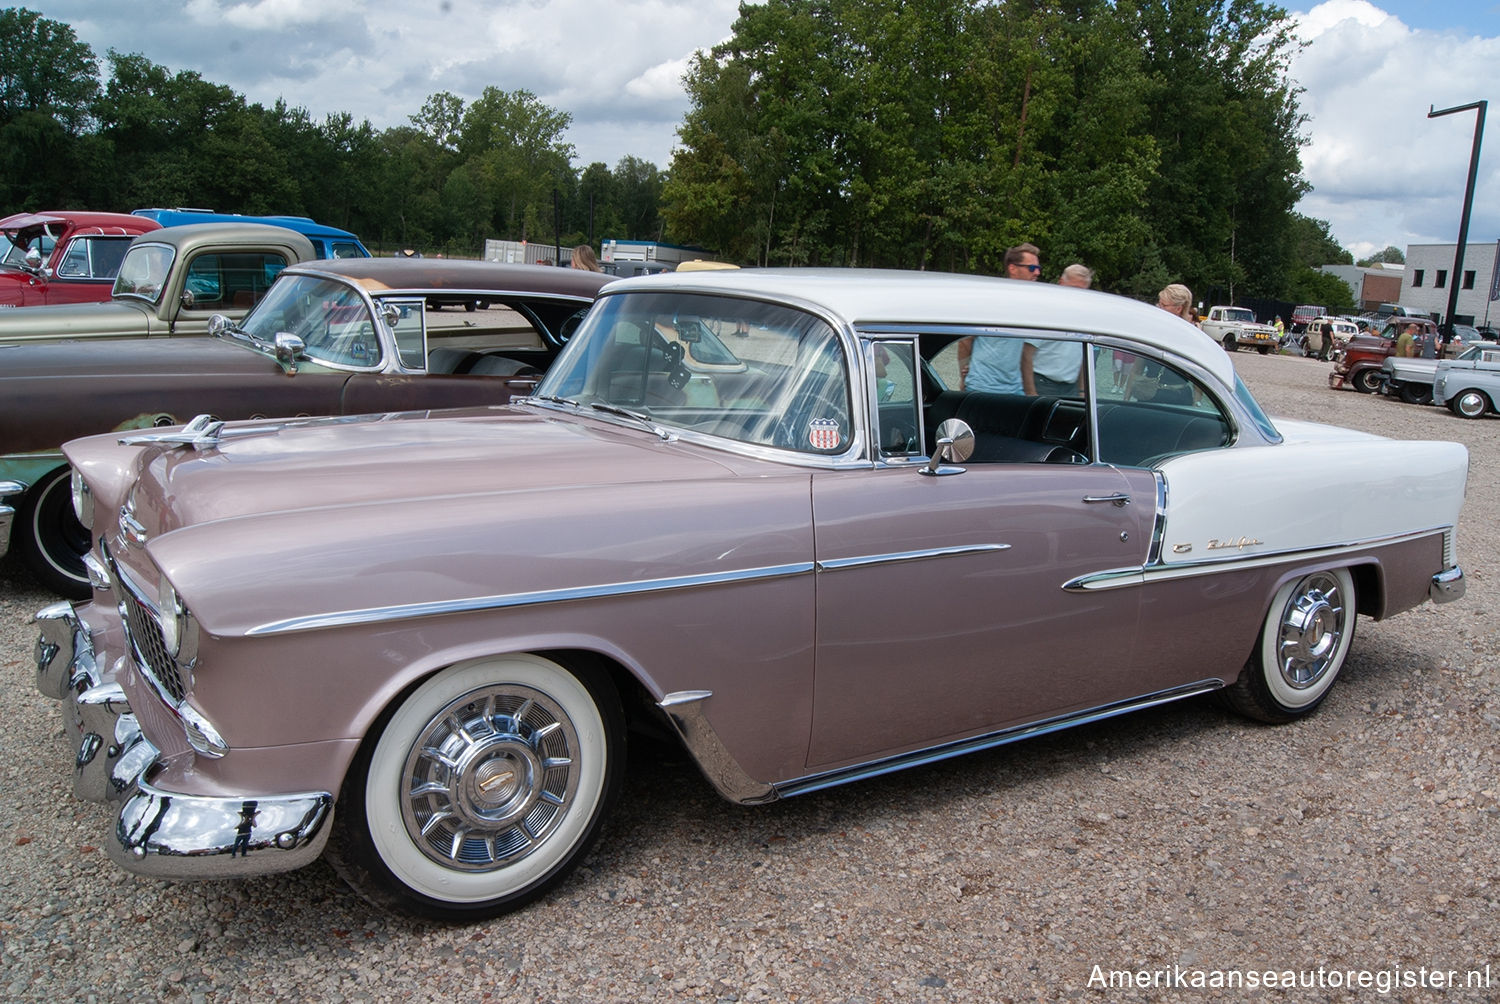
left=36, top=269, right=1468, bottom=920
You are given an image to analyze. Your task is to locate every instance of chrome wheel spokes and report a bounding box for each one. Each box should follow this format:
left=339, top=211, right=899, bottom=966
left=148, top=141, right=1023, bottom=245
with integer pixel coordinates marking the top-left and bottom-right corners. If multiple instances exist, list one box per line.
left=1276, top=573, right=1346, bottom=689
left=399, top=684, right=580, bottom=871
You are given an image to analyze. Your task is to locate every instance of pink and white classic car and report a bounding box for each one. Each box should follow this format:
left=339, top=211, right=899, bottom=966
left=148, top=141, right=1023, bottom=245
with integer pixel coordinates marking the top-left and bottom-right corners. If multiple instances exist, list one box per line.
left=36, top=269, right=1468, bottom=920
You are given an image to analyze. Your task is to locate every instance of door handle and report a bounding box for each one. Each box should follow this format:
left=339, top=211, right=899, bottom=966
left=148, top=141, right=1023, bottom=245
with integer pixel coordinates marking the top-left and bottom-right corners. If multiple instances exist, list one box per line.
left=1082, top=493, right=1131, bottom=506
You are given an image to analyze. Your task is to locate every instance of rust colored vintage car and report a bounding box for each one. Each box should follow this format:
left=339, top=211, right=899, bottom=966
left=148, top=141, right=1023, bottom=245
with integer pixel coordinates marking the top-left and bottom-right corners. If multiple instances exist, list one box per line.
left=1329, top=317, right=1440, bottom=393
left=36, top=269, right=1467, bottom=920
left=0, top=258, right=608, bottom=594
left=0, top=211, right=162, bottom=306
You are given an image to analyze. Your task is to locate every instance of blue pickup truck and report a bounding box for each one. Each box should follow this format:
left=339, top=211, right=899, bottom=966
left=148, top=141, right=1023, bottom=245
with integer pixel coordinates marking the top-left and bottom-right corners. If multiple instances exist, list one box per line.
left=132, top=208, right=371, bottom=259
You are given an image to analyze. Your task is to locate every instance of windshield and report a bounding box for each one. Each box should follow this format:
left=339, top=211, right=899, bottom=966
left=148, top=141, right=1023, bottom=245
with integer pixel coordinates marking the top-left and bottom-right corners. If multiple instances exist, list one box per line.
left=235, top=274, right=381, bottom=368
left=537, top=290, right=852, bottom=455
left=113, top=244, right=175, bottom=302
left=1223, top=308, right=1255, bottom=323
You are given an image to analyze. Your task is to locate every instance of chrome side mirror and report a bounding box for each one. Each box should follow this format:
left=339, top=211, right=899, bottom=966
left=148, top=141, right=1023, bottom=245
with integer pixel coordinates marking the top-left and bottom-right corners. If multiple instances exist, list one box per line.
left=921, top=418, right=974, bottom=476
left=23, top=247, right=42, bottom=271
left=273, top=332, right=305, bottom=371
left=207, top=314, right=230, bottom=337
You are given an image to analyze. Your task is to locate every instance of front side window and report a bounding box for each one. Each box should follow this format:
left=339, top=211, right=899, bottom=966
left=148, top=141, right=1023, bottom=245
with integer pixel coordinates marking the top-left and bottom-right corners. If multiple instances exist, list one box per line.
left=539, top=291, right=851, bottom=456
left=239, top=274, right=381, bottom=368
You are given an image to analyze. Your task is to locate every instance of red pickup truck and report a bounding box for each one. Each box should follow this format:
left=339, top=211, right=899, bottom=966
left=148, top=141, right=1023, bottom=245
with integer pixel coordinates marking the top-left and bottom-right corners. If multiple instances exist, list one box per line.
left=0, top=211, right=161, bottom=307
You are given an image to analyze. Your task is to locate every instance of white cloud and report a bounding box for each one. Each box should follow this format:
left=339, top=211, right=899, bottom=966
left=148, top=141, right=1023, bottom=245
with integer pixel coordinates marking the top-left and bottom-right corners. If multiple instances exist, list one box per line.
left=1289, top=1, right=1500, bottom=258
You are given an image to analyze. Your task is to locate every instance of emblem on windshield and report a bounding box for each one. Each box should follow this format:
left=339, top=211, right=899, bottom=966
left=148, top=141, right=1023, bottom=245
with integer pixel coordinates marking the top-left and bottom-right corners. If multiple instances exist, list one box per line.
left=808, top=418, right=841, bottom=450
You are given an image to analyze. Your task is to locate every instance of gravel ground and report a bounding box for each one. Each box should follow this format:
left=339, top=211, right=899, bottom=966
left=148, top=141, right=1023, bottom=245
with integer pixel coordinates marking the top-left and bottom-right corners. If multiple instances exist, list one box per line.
left=1, top=351, right=1496, bottom=1002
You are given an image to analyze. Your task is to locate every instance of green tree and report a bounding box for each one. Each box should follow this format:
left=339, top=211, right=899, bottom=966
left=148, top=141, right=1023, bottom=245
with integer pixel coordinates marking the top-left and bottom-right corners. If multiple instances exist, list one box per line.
left=1289, top=213, right=1352, bottom=266
left=0, top=7, right=98, bottom=206
left=1357, top=245, right=1404, bottom=267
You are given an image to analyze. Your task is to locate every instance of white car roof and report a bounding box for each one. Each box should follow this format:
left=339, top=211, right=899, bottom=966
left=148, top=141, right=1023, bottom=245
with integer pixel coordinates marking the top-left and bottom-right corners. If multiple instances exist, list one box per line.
left=605, top=268, right=1235, bottom=388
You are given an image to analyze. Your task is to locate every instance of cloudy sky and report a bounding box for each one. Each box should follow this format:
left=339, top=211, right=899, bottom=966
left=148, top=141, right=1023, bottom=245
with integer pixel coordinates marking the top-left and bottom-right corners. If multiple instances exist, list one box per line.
left=25, top=0, right=1500, bottom=261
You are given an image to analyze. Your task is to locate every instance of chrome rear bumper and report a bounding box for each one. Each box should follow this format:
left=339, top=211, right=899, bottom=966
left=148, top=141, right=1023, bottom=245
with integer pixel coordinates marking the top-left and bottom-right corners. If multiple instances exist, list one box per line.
left=0, top=479, right=22, bottom=558
left=34, top=603, right=333, bottom=879
left=1431, top=566, right=1465, bottom=604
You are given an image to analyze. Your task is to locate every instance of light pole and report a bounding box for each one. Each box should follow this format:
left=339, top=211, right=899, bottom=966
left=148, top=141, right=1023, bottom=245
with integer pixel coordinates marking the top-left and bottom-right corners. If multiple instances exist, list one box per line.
left=1427, top=100, right=1487, bottom=342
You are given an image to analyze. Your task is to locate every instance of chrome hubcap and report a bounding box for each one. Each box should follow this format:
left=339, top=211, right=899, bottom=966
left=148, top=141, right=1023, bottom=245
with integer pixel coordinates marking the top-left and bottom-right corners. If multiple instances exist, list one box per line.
left=400, top=684, right=578, bottom=871
left=1277, top=573, right=1346, bottom=689
left=1458, top=392, right=1485, bottom=417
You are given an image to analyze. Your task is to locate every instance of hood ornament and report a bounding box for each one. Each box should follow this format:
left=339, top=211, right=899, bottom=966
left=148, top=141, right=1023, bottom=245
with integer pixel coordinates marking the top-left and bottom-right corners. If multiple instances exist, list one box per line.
left=118, top=414, right=228, bottom=451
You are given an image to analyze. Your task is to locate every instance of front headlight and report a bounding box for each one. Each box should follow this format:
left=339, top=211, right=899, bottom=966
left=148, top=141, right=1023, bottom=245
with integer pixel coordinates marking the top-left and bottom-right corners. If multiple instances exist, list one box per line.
left=158, top=572, right=188, bottom=658
left=70, top=469, right=94, bottom=530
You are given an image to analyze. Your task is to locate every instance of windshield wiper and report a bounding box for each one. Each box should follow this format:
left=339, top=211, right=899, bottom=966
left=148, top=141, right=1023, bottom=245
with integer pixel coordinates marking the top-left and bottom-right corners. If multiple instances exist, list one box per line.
left=524, top=393, right=580, bottom=408
left=588, top=401, right=673, bottom=441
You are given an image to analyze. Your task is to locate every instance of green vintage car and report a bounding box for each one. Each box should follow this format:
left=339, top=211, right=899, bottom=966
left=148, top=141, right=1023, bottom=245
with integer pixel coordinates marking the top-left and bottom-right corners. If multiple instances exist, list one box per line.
left=0, top=222, right=316, bottom=344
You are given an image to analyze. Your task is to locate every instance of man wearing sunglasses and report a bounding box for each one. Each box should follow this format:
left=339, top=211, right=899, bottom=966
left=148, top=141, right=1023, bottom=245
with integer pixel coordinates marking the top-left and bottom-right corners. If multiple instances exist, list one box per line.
left=958, top=243, right=1042, bottom=392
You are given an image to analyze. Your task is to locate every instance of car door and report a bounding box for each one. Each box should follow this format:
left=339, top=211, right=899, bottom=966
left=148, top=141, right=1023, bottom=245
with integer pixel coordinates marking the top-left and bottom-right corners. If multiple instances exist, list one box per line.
left=804, top=333, right=1154, bottom=769
left=807, top=462, right=1152, bottom=768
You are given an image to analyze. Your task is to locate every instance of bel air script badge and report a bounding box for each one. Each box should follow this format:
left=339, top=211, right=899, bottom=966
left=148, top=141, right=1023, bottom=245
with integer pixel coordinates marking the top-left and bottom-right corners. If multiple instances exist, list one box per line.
left=1207, top=536, right=1264, bottom=551
left=1171, top=535, right=1265, bottom=555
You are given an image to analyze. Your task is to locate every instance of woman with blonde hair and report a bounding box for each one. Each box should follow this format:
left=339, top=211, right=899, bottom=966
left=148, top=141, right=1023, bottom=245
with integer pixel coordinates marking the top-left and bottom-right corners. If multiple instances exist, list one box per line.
left=570, top=244, right=602, bottom=271
left=1156, top=283, right=1197, bottom=325
left=1126, top=283, right=1199, bottom=403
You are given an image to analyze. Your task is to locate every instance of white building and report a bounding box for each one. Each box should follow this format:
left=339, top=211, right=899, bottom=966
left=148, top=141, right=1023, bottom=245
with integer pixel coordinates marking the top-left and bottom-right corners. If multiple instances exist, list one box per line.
left=1402, top=241, right=1500, bottom=327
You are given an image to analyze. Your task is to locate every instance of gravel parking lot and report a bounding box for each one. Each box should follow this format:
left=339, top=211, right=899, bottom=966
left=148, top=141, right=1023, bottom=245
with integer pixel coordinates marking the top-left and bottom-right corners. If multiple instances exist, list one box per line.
left=2, top=350, right=1496, bottom=1002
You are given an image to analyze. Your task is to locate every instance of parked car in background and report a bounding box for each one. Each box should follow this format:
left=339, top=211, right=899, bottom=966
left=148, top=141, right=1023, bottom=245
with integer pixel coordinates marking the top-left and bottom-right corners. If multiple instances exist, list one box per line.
left=1432, top=341, right=1500, bottom=418
left=1201, top=305, right=1278, bottom=353
left=0, top=223, right=315, bottom=346
left=1289, top=303, right=1325, bottom=333
left=0, top=211, right=162, bottom=307
left=0, top=258, right=607, bottom=594
left=1330, top=317, right=1440, bottom=393
left=133, top=208, right=371, bottom=259
left=35, top=268, right=1467, bottom=920
left=1376, top=343, right=1497, bottom=405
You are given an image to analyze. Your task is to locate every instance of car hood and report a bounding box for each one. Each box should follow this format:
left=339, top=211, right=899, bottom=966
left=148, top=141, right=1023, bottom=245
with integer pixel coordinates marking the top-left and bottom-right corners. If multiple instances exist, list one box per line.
left=0, top=298, right=150, bottom=341
left=67, top=407, right=797, bottom=635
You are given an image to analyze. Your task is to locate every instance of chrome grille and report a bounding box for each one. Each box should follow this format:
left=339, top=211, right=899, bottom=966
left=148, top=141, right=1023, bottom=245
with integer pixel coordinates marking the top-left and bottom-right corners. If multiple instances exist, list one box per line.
left=120, top=587, right=189, bottom=703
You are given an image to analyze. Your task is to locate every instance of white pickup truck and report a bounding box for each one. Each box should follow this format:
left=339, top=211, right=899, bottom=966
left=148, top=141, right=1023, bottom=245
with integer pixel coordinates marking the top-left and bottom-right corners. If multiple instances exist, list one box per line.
left=1202, top=305, right=1279, bottom=354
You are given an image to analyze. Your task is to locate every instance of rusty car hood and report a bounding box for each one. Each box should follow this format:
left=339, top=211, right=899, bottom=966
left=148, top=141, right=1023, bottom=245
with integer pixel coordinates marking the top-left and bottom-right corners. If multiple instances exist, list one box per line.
left=0, top=337, right=297, bottom=452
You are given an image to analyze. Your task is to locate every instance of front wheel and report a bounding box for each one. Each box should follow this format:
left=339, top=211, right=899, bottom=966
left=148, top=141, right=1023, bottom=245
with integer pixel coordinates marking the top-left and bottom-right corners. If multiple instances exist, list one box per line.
left=1450, top=389, right=1490, bottom=419
left=15, top=466, right=91, bottom=598
left=1222, top=335, right=1238, bottom=352
left=1350, top=369, right=1382, bottom=394
left=329, top=654, right=623, bottom=920
left=1221, top=568, right=1356, bottom=724
left=1257, top=345, right=1271, bottom=355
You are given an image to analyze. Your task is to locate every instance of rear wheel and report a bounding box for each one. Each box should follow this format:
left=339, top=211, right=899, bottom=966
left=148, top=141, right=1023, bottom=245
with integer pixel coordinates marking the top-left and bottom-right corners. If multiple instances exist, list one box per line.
left=1221, top=568, right=1356, bottom=724
left=329, top=654, right=623, bottom=920
left=1398, top=383, right=1433, bottom=406
left=1450, top=389, right=1489, bottom=418
left=1350, top=369, right=1381, bottom=394
left=15, top=466, right=90, bottom=598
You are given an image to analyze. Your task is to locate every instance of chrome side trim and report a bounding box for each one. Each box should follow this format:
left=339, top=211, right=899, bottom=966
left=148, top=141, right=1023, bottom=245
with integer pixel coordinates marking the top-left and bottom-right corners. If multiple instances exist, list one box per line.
left=774, top=680, right=1224, bottom=801
left=1145, top=472, right=1168, bottom=566
left=816, top=543, right=1010, bottom=572
left=665, top=680, right=1222, bottom=806
left=248, top=561, right=817, bottom=636
left=657, top=690, right=777, bottom=805
left=1063, top=526, right=1456, bottom=592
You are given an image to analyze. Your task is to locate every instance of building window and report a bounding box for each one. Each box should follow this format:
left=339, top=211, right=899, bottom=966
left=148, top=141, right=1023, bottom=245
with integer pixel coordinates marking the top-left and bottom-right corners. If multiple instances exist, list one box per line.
left=1436, top=270, right=1448, bottom=289
left=1413, top=269, right=1424, bottom=287
left=1463, top=270, right=1475, bottom=290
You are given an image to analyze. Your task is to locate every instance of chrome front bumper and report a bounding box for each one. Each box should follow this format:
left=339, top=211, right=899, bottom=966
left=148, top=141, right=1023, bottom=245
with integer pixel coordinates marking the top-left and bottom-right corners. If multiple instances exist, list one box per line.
left=34, top=603, right=334, bottom=880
